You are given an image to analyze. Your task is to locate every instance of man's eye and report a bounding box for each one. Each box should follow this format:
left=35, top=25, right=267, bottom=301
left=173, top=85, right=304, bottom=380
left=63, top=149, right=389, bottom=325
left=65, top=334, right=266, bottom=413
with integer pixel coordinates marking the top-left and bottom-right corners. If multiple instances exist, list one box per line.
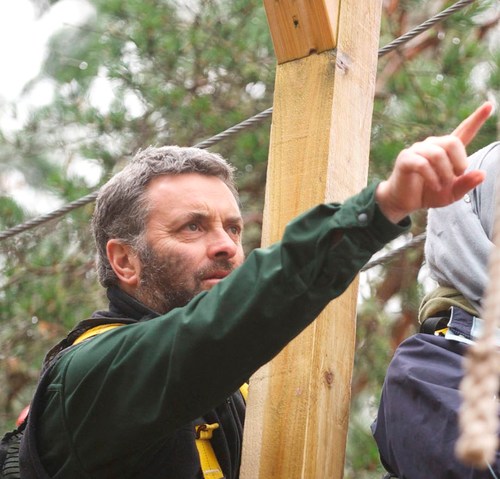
left=228, top=226, right=241, bottom=235
left=186, top=223, right=199, bottom=232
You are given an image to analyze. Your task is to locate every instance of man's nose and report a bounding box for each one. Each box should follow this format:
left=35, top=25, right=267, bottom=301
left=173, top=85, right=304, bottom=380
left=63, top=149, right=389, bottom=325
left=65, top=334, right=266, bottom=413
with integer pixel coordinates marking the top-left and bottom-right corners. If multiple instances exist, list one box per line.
left=206, top=229, right=238, bottom=259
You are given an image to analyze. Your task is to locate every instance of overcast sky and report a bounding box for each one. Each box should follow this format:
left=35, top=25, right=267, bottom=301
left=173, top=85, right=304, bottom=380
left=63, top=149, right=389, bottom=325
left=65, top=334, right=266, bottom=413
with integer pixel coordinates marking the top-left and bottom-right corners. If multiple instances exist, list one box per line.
left=0, top=0, right=95, bottom=212
left=0, top=0, right=93, bottom=102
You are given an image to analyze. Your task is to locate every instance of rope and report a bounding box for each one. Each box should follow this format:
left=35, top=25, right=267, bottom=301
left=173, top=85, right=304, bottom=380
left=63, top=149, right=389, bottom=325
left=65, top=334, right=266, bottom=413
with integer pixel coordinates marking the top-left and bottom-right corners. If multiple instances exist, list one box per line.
left=455, top=172, right=500, bottom=469
left=0, top=0, right=478, bottom=243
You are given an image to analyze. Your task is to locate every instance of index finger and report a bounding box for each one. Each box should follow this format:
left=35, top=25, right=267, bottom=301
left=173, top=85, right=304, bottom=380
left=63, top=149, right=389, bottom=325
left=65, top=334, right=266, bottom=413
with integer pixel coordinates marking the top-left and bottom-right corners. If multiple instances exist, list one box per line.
left=452, top=102, right=494, bottom=146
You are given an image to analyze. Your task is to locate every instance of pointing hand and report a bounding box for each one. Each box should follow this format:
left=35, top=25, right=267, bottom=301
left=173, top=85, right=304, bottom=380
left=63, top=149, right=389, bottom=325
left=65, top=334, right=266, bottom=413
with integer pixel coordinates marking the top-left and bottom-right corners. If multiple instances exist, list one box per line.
left=375, top=102, right=494, bottom=223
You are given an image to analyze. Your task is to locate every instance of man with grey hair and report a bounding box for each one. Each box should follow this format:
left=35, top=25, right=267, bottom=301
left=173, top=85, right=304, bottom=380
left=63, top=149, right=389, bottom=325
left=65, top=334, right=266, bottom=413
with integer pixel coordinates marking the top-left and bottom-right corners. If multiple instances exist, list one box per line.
left=92, top=145, right=240, bottom=314
left=15, top=103, right=492, bottom=478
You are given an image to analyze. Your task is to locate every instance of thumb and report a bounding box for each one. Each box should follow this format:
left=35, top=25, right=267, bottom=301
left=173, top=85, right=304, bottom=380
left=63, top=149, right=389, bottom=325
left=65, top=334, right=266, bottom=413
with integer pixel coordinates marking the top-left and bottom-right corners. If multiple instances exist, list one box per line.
left=452, top=170, right=486, bottom=201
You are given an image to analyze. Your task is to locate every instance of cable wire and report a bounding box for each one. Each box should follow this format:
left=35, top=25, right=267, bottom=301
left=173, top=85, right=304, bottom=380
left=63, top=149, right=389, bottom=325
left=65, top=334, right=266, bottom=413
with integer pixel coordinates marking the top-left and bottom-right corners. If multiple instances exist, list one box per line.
left=0, top=0, right=478, bottom=252
left=377, top=0, right=477, bottom=58
left=360, top=232, right=427, bottom=272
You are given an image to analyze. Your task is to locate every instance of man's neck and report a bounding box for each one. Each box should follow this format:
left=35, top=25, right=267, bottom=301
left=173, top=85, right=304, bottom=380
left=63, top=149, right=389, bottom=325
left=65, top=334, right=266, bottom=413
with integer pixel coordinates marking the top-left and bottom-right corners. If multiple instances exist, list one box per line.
left=106, top=286, right=159, bottom=321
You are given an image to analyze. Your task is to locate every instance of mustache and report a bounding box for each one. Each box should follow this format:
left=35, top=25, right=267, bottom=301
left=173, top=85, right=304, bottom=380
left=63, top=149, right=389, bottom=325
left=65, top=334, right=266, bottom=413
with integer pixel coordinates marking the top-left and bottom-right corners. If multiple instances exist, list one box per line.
left=196, top=259, right=234, bottom=280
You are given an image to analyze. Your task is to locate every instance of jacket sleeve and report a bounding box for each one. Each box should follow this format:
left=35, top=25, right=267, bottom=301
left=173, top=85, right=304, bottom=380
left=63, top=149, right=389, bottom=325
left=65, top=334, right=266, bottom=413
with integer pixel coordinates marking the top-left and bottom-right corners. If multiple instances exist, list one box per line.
left=39, top=181, right=410, bottom=469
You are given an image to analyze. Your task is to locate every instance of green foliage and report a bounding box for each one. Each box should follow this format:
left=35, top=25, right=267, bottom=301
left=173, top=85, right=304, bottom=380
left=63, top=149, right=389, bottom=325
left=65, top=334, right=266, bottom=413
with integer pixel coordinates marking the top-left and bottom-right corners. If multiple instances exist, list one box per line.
left=354, top=1, right=498, bottom=475
left=345, top=396, right=386, bottom=479
left=371, top=0, right=498, bottom=178
left=0, top=0, right=498, bottom=475
left=0, top=0, right=275, bottom=434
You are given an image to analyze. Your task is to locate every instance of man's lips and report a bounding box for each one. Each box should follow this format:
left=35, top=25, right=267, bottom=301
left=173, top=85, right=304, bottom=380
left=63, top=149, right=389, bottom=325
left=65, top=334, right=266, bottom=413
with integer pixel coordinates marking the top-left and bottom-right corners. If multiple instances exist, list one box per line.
left=203, top=270, right=230, bottom=281
left=199, top=269, right=233, bottom=288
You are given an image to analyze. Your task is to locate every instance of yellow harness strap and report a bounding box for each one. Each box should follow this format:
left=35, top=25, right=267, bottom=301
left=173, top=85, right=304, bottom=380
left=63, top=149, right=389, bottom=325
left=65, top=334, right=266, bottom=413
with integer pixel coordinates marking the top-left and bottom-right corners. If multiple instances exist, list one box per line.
left=195, top=424, right=224, bottom=479
left=239, top=383, right=249, bottom=402
left=74, top=323, right=249, bottom=479
left=434, top=327, right=449, bottom=337
left=195, top=384, right=248, bottom=479
left=73, top=323, right=124, bottom=345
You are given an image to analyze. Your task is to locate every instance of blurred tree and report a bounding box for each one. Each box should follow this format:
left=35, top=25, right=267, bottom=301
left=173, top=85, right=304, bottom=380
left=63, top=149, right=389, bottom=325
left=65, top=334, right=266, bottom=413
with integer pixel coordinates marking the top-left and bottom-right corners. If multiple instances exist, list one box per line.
left=0, top=0, right=275, bottom=431
left=0, top=0, right=498, bottom=476
left=348, top=0, right=499, bottom=476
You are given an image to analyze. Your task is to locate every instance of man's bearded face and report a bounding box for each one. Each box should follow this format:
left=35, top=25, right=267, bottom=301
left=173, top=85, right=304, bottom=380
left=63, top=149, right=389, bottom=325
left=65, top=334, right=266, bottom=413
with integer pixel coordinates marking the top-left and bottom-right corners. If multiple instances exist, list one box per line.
left=131, top=173, right=245, bottom=314
left=135, top=241, right=235, bottom=313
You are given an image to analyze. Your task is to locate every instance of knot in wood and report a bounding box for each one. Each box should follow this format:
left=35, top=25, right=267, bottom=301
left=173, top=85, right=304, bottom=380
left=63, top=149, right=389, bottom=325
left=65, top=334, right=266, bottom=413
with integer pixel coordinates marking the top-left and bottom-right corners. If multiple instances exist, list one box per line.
left=324, top=369, right=334, bottom=388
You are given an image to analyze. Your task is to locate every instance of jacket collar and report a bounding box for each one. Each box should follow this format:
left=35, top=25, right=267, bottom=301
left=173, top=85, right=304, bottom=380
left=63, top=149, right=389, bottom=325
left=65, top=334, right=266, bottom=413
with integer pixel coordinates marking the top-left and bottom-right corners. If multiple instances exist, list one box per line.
left=42, top=287, right=158, bottom=371
left=103, top=286, right=159, bottom=321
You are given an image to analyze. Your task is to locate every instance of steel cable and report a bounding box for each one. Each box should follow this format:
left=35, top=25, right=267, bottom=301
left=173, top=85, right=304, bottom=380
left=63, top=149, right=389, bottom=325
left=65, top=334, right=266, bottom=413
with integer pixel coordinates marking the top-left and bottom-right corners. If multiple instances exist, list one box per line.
left=0, top=0, right=478, bottom=273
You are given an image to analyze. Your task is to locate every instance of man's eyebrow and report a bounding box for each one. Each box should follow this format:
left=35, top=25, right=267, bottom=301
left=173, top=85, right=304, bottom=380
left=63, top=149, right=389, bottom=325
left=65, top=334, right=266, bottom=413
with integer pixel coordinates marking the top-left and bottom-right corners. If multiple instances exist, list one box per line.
left=183, top=211, right=244, bottom=226
left=227, top=215, right=243, bottom=223
left=226, top=215, right=244, bottom=225
left=185, top=211, right=209, bottom=221
left=165, top=211, right=206, bottom=228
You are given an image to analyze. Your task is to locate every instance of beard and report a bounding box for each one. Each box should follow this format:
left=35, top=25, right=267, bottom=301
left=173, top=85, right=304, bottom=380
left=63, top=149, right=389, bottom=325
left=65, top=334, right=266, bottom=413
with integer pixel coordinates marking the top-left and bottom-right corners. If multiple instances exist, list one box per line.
left=133, top=242, right=235, bottom=314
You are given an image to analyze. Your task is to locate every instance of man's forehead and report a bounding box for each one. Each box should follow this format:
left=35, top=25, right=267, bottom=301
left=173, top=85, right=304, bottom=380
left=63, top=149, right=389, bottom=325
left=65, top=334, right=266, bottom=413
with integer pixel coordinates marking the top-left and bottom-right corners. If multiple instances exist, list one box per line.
left=146, top=173, right=241, bottom=216
left=147, top=172, right=228, bottom=193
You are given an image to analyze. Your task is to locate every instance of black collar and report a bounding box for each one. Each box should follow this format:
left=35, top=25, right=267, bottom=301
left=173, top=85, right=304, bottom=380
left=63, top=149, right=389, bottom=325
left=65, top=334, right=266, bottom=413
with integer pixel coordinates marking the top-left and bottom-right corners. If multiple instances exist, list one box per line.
left=42, top=287, right=158, bottom=370
left=103, top=286, right=158, bottom=321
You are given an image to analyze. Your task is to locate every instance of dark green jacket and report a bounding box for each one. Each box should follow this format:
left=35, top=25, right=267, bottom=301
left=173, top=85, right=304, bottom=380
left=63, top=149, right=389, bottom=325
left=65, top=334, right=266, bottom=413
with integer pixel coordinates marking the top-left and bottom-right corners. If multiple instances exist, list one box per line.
left=34, top=182, right=409, bottom=478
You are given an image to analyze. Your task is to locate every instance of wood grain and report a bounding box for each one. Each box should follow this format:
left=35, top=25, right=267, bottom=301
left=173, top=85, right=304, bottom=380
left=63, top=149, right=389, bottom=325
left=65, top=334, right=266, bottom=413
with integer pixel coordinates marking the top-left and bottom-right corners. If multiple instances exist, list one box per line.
left=263, top=0, right=340, bottom=64
left=241, top=1, right=383, bottom=477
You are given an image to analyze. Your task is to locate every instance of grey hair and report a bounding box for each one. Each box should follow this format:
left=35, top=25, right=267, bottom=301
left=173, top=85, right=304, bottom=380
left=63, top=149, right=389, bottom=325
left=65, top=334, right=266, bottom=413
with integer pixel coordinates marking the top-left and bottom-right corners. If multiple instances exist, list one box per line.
left=92, top=145, right=239, bottom=287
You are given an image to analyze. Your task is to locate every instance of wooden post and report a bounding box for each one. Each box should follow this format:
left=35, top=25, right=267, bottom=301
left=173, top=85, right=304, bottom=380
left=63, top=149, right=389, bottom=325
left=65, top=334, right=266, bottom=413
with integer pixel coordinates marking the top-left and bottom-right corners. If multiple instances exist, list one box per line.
left=240, top=1, right=383, bottom=478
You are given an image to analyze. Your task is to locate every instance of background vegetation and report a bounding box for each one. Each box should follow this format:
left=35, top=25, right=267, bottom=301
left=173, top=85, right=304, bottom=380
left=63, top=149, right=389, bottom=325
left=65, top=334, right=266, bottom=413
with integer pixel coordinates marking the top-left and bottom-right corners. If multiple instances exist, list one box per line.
left=0, top=0, right=498, bottom=476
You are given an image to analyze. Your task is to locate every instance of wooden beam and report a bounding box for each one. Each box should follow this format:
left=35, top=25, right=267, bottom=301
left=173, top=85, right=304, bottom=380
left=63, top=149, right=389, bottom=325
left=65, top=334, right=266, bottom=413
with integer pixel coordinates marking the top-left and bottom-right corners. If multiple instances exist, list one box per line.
left=240, top=1, right=383, bottom=477
left=263, top=0, right=340, bottom=63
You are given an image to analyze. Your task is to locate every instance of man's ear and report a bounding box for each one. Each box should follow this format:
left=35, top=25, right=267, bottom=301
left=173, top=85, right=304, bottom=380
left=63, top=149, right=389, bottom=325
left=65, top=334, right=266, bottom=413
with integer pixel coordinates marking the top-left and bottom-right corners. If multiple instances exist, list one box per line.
left=106, top=239, right=141, bottom=287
